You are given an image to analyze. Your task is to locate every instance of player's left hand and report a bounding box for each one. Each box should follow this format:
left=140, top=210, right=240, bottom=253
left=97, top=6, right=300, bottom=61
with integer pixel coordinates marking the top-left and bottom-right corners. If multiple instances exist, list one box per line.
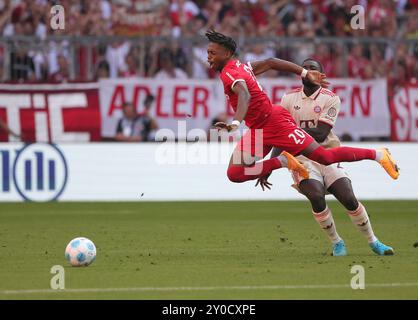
left=307, top=70, right=330, bottom=88
left=255, top=176, right=272, bottom=191
left=214, top=122, right=239, bottom=132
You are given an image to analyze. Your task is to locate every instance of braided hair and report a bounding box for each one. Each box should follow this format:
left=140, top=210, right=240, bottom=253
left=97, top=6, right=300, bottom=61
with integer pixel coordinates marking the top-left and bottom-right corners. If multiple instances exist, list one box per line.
left=205, top=29, right=237, bottom=55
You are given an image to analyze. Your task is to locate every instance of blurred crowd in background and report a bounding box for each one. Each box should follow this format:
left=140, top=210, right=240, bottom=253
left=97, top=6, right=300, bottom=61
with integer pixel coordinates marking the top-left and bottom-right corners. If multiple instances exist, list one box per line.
left=0, top=0, right=417, bottom=90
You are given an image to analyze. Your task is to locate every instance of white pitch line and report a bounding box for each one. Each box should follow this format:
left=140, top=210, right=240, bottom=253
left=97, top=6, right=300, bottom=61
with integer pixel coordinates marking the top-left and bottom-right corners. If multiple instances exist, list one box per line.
left=1, top=283, right=418, bottom=295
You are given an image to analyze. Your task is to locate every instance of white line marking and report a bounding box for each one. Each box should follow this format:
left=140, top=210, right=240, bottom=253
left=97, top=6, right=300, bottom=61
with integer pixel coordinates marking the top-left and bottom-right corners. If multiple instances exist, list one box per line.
left=1, top=283, right=418, bottom=295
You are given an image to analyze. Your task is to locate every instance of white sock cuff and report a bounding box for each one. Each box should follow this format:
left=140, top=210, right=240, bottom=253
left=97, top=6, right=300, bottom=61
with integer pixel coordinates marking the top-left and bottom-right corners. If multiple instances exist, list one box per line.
left=347, top=202, right=364, bottom=216
left=277, top=154, right=288, bottom=168
left=312, top=206, right=331, bottom=221
left=375, top=150, right=383, bottom=162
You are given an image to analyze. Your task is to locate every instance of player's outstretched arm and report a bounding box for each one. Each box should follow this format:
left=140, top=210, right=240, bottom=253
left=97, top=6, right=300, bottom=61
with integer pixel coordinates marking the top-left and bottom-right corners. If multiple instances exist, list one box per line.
left=251, top=58, right=303, bottom=76
left=250, top=58, right=329, bottom=87
left=214, top=81, right=250, bottom=132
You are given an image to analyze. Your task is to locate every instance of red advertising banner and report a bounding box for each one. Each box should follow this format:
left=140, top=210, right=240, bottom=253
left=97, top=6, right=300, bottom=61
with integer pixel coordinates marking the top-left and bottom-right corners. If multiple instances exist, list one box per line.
left=0, top=83, right=101, bottom=142
left=390, top=82, right=418, bottom=141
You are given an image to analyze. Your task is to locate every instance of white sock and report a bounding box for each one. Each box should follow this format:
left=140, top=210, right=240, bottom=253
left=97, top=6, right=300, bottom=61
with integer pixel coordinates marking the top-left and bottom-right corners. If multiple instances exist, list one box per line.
left=277, top=154, right=288, bottom=167
left=312, top=207, right=342, bottom=244
left=375, top=150, right=383, bottom=161
left=347, top=203, right=378, bottom=244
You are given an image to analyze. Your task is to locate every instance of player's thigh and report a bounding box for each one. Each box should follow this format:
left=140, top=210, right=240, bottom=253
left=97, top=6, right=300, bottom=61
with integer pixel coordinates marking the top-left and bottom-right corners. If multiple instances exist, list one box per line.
left=268, top=126, right=315, bottom=156
left=230, top=130, right=272, bottom=166
left=229, top=147, right=256, bottom=167
left=323, top=164, right=350, bottom=190
left=291, top=159, right=324, bottom=187
left=296, top=162, right=327, bottom=200
left=264, top=107, right=316, bottom=155
left=298, top=140, right=321, bottom=157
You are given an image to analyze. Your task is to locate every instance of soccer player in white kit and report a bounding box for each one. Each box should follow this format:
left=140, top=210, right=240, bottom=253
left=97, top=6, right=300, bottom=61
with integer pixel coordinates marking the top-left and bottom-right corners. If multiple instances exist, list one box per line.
left=256, top=58, right=394, bottom=256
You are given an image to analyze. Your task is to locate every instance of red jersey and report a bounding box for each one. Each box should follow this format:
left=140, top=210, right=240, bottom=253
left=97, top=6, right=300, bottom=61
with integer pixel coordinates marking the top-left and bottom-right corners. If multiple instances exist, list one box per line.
left=220, top=59, right=272, bottom=128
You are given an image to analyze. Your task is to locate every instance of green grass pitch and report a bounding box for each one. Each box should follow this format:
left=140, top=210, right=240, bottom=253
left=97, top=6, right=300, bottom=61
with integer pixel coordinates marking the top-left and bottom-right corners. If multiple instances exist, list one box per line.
left=0, top=200, right=417, bottom=300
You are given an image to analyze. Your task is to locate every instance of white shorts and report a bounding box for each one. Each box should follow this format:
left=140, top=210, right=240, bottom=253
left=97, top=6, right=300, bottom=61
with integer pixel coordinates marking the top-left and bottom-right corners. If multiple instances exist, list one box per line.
left=291, top=156, right=350, bottom=192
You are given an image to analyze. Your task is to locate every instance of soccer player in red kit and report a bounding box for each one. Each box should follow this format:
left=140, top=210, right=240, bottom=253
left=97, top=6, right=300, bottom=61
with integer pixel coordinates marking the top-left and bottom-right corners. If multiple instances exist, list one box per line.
left=206, top=30, right=399, bottom=182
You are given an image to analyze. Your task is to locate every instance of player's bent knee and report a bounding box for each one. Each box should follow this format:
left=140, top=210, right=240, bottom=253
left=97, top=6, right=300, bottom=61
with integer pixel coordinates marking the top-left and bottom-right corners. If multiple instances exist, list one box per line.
left=341, top=196, right=359, bottom=211
left=227, top=166, right=246, bottom=183
left=308, top=194, right=327, bottom=212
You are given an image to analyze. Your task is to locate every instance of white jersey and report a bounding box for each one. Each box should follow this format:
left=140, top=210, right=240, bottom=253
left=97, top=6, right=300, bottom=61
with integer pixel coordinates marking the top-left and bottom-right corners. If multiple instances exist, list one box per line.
left=281, top=86, right=341, bottom=149
left=281, top=86, right=348, bottom=190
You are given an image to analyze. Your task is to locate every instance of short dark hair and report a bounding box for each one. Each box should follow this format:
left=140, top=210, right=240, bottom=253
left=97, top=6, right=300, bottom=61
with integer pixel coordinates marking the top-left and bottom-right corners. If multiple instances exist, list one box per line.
left=205, top=29, right=237, bottom=54
left=302, top=58, right=324, bottom=72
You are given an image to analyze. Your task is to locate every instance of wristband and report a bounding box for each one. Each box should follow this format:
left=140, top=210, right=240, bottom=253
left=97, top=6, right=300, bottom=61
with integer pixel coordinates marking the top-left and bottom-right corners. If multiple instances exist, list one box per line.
left=300, top=68, right=308, bottom=78
left=231, top=120, right=241, bottom=127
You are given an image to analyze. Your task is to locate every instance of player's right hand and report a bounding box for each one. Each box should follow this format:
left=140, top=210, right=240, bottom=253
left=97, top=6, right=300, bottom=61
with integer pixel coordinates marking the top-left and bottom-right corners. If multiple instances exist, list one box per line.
left=307, top=70, right=330, bottom=88
left=255, top=176, right=272, bottom=191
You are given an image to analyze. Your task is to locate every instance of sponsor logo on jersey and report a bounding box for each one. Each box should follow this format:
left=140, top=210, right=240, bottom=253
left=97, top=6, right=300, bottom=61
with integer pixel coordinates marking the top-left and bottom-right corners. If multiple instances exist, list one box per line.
left=300, top=119, right=315, bottom=128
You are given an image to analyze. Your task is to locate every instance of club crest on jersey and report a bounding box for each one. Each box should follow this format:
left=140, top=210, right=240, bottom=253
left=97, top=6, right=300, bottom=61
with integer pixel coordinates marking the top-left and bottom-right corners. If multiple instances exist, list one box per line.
left=294, top=105, right=300, bottom=110
left=314, top=106, right=321, bottom=113
left=327, top=107, right=337, bottom=117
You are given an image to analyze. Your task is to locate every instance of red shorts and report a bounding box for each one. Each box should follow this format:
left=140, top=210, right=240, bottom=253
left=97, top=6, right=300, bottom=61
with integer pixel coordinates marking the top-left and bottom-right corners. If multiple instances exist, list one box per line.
left=237, top=106, right=314, bottom=158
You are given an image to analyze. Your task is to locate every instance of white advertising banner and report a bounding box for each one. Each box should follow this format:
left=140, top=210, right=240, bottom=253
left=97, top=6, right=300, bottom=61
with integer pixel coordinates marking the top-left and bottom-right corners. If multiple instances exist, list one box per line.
left=0, top=142, right=415, bottom=202
left=99, top=78, right=390, bottom=140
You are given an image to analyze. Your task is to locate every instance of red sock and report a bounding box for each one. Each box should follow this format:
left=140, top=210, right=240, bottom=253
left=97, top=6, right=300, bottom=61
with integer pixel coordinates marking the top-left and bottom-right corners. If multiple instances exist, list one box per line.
left=308, top=146, right=376, bottom=166
left=227, top=158, right=282, bottom=183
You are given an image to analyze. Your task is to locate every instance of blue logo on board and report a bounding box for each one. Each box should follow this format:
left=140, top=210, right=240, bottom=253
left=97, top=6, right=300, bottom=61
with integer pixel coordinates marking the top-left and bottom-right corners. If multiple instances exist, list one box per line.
left=1, top=143, right=68, bottom=202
